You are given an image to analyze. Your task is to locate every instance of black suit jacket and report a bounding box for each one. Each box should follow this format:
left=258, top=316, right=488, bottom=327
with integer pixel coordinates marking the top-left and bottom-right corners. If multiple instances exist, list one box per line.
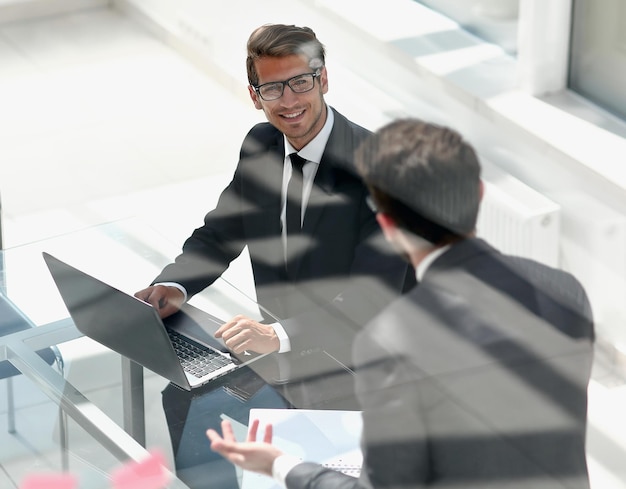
left=154, top=108, right=412, bottom=363
left=286, top=238, right=594, bottom=488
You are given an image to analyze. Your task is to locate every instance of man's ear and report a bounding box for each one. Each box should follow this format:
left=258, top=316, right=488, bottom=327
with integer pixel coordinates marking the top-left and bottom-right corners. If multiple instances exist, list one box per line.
left=248, top=85, right=263, bottom=110
left=376, top=212, right=398, bottom=242
left=479, top=179, right=485, bottom=202
left=319, top=66, right=329, bottom=95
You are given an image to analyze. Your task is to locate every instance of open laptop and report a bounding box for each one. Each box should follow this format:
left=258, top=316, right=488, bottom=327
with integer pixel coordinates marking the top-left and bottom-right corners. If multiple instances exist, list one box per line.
left=42, top=252, right=265, bottom=391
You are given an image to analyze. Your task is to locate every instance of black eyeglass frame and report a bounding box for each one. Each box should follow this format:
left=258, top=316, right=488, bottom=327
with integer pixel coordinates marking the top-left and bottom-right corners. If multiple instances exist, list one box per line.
left=253, top=71, right=322, bottom=101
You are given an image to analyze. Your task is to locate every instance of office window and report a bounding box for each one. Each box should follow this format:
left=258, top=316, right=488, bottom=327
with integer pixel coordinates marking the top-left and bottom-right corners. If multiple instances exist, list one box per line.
left=414, top=0, right=520, bottom=54
left=569, top=0, right=626, bottom=121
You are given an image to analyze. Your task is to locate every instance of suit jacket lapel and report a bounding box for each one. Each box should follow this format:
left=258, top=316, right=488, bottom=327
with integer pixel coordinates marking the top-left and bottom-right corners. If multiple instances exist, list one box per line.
left=302, top=108, right=359, bottom=235
left=301, top=157, right=335, bottom=233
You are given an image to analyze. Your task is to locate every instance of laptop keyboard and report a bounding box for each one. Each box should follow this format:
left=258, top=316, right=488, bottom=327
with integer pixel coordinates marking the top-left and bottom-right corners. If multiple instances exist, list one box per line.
left=167, top=329, right=233, bottom=378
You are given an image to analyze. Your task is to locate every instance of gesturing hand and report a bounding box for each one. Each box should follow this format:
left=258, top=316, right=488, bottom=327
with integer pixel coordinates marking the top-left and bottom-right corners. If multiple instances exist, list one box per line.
left=206, top=419, right=284, bottom=477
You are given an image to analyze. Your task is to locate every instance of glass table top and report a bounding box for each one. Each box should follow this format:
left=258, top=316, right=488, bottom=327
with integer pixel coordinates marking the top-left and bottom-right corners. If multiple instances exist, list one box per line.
left=0, top=217, right=270, bottom=488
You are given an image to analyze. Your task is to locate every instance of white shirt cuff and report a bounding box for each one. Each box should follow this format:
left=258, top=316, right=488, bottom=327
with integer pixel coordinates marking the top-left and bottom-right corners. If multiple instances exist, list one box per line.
left=270, top=321, right=291, bottom=353
left=272, top=454, right=303, bottom=487
left=154, top=282, right=188, bottom=303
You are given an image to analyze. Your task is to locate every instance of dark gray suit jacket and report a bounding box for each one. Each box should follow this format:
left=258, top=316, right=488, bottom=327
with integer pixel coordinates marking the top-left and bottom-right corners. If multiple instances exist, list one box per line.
left=154, top=108, right=412, bottom=363
left=286, top=238, right=594, bottom=488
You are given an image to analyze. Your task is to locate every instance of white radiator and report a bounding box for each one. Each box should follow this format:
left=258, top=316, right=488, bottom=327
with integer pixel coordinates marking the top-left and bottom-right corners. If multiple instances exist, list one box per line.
left=476, top=163, right=561, bottom=267
left=557, top=193, right=626, bottom=347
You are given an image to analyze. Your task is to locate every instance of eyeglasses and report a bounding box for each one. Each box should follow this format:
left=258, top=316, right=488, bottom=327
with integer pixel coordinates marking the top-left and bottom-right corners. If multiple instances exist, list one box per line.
left=253, top=71, right=321, bottom=101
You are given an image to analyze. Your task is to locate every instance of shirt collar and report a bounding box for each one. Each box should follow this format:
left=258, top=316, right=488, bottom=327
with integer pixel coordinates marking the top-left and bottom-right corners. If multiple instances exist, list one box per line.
left=415, top=244, right=451, bottom=282
left=284, top=105, right=334, bottom=164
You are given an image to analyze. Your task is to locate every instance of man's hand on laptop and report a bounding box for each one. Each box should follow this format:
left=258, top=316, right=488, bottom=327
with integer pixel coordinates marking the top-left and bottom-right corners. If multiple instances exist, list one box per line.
left=216, top=315, right=280, bottom=354
left=134, top=285, right=185, bottom=319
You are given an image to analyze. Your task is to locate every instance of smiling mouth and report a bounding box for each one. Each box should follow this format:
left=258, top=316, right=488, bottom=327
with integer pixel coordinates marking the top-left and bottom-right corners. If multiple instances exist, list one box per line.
left=282, top=110, right=304, bottom=119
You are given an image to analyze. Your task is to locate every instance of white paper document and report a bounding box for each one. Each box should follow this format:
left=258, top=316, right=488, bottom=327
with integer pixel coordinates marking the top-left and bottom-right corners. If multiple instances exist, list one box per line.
left=241, top=408, right=363, bottom=489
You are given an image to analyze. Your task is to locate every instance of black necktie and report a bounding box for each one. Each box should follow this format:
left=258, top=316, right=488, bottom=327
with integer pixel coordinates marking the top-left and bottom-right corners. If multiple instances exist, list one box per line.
left=285, top=153, right=306, bottom=275
left=286, top=153, right=306, bottom=236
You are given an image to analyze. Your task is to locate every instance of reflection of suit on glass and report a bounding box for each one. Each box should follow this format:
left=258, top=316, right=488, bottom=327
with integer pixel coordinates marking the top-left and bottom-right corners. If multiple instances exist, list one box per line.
left=154, top=107, right=412, bottom=360
left=286, top=238, right=594, bottom=489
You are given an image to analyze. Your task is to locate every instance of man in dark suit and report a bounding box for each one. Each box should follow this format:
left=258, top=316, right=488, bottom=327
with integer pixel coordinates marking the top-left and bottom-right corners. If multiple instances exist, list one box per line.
left=134, top=24, right=411, bottom=488
left=207, top=119, right=595, bottom=488
left=135, top=23, right=411, bottom=368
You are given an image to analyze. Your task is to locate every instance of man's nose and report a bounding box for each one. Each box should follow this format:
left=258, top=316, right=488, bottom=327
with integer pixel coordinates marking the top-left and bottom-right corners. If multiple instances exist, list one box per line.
left=280, top=84, right=300, bottom=105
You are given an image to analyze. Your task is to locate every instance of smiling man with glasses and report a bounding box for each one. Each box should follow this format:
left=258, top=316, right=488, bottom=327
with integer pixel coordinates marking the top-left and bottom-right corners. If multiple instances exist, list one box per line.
left=135, top=23, right=413, bottom=488
left=137, top=23, right=412, bottom=360
left=246, top=26, right=328, bottom=153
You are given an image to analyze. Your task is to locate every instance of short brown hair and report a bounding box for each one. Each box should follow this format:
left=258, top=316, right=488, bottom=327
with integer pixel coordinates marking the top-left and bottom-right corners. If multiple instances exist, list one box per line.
left=355, top=119, right=481, bottom=244
left=246, top=24, right=326, bottom=86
